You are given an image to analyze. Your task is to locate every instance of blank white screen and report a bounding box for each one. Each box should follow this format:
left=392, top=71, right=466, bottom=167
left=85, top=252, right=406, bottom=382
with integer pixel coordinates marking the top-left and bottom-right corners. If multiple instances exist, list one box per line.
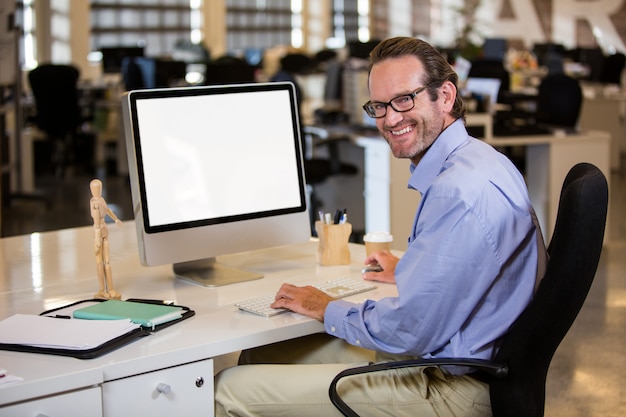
left=135, top=88, right=302, bottom=227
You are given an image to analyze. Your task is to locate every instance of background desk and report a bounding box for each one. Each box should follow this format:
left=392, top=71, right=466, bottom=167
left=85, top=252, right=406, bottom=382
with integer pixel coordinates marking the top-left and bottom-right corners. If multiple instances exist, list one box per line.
left=485, top=130, right=610, bottom=242
left=578, top=91, right=626, bottom=171
left=0, top=224, right=398, bottom=416
left=350, top=129, right=610, bottom=248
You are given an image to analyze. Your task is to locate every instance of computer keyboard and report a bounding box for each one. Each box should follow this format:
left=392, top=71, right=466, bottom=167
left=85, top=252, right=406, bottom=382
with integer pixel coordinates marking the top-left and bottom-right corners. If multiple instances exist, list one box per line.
left=235, top=277, right=377, bottom=317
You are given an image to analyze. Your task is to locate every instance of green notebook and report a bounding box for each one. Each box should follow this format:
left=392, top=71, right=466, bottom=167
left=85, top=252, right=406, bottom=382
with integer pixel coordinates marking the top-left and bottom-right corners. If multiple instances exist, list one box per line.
left=73, top=300, right=183, bottom=328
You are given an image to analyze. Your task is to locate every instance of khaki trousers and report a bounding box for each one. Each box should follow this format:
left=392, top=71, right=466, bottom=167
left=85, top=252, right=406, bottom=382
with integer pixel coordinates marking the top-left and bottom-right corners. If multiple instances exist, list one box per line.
left=215, top=333, right=491, bottom=417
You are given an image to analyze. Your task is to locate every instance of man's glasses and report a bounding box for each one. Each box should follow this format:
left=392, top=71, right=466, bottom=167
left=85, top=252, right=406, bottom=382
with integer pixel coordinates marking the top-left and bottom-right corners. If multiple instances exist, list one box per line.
left=362, top=83, right=433, bottom=118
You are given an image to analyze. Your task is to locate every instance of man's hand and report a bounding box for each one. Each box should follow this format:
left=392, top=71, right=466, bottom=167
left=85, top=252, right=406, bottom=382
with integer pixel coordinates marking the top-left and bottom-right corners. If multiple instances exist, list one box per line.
left=270, top=283, right=334, bottom=322
left=362, top=250, right=399, bottom=283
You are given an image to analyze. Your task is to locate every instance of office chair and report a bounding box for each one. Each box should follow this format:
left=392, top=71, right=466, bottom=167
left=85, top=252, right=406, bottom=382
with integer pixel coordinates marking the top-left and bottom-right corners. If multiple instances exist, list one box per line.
left=203, top=56, right=256, bottom=85
left=571, top=47, right=606, bottom=82
left=269, top=53, right=315, bottom=107
left=535, top=73, right=582, bottom=128
left=329, top=162, right=608, bottom=417
left=599, top=52, right=625, bottom=85
left=28, top=64, right=82, bottom=178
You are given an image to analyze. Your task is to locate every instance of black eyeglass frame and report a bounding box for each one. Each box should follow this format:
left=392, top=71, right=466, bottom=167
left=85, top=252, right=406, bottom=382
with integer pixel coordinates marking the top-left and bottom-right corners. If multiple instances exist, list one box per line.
left=362, top=83, right=434, bottom=118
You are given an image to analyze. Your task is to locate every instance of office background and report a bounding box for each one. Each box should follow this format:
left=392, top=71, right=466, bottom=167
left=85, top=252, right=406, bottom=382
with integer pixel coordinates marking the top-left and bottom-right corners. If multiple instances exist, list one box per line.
left=3, top=0, right=624, bottom=236
left=18, top=1, right=626, bottom=82
left=0, top=1, right=624, bottom=416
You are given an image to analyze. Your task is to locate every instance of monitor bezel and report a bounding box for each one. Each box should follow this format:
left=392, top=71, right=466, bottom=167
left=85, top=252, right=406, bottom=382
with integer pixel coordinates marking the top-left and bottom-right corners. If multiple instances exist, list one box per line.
left=126, top=82, right=308, bottom=236
left=122, top=81, right=311, bottom=278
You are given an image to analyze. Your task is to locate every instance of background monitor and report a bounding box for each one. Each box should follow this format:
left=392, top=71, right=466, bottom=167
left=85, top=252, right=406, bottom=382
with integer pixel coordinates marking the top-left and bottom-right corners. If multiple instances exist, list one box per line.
left=532, top=42, right=565, bottom=67
left=465, top=77, right=502, bottom=112
left=121, top=57, right=188, bottom=90
left=121, top=82, right=310, bottom=286
left=482, top=38, right=508, bottom=60
left=244, top=47, right=265, bottom=67
left=101, top=46, right=145, bottom=74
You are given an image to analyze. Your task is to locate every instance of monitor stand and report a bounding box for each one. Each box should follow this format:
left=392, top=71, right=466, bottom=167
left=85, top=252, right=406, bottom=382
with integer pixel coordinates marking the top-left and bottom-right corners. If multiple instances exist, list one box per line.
left=173, top=257, right=263, bottom=287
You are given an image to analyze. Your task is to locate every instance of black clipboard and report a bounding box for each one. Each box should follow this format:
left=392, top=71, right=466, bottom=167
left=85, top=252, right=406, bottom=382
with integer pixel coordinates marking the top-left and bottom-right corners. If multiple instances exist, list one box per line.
left=0, top=298, right=195, bottom=359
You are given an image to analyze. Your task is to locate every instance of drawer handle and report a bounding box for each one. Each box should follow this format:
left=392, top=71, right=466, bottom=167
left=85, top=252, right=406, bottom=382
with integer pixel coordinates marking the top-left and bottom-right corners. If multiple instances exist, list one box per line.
left=195, top=377, right=204, bottom=388
left=156, top=382, right=172, bottom=394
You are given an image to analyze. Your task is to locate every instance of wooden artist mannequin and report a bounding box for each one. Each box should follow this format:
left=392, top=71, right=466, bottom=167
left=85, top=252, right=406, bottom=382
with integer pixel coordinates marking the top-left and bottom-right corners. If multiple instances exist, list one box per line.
left=90, top=179, right=122, bottom=299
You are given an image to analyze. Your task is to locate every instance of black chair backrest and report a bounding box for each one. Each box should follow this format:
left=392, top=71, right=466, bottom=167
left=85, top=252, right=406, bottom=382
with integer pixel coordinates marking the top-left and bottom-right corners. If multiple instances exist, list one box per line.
left=489, top=162, right=608, bottom=417
left=536, top=73, right=582, bottom=127
left=204, top=55, right=256, bottom=85
left=599, top=53, right=625, bottom=85
left=28, top=64, right=81, bottom=137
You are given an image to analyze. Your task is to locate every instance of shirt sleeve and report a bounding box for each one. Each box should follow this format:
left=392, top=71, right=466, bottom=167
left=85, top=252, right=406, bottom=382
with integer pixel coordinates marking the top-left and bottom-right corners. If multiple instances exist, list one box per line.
left=324, top=192, right=513, bottom=357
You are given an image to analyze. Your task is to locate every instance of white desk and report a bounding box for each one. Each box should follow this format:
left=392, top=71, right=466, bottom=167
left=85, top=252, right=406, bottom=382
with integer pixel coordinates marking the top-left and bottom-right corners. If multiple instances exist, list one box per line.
left=0, top=224, right=398, bottom=416
left=354, top=129, right=610, bottom=247
left=485, top=130, right=611, bottom=242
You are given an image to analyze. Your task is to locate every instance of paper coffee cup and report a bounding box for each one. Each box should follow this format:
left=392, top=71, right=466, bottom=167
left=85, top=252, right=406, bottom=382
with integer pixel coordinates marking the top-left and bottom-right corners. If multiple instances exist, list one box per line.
left=363, top=231, right=393, bottom=256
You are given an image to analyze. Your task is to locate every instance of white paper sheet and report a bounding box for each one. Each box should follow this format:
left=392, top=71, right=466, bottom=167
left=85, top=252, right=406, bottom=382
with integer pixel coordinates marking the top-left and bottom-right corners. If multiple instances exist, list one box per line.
left=0, top=314, right=140, bottom=350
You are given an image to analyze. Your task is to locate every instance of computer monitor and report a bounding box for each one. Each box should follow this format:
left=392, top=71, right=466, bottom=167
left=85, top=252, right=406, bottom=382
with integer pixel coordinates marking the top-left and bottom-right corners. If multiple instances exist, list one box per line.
left=244, top=48, right=265, bottom=67
left=121, top=82, right=310, bottom=286
left=465, top=77, right=502, bottom=113
left=121, top=57, right=188, bottom=90
left=121, top=57, right=156, bottom=90
left=101, top=46, right=145, bottom=74
left=482, top=38, right=508, bottom=61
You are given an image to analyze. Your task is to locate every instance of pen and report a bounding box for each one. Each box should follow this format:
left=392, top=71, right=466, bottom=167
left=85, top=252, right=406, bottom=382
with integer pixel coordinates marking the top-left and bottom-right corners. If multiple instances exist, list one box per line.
left=48, top=315, right=71, bottom=319
left=333, top=209, right=342, bottom=224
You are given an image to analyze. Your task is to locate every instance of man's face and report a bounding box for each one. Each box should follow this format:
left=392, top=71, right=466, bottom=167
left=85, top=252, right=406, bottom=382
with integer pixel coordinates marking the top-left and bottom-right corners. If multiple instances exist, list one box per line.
left=368, top=55, right=445, bottom=164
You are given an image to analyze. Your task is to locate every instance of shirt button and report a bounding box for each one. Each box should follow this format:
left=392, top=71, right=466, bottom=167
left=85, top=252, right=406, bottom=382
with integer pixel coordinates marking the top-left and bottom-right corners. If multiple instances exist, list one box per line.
left=355, top=340, right=361, bottom=345
left=330, top=326, right=336, bottom=332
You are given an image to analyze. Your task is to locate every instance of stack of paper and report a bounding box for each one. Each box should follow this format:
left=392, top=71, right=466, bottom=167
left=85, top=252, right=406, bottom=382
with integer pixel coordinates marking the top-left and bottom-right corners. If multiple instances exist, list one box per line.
left=0, top=314, right=140, bottom=350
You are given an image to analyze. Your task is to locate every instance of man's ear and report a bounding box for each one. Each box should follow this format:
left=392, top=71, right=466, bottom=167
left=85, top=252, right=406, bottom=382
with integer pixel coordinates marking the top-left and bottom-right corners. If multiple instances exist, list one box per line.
left=439, top=80, right=457, bottom=113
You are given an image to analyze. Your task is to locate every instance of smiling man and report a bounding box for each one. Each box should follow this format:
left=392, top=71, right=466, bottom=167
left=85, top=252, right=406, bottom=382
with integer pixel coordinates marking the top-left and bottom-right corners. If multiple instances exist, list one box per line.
left=214, top=37, right=547, bottom=417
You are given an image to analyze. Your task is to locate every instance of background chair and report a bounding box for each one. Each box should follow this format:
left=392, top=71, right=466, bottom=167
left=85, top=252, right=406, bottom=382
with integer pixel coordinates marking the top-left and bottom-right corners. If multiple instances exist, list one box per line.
left=599, top=52, right=625, bottom=85
left=329, top=162, right=608, bottom=417
left=203, top=55, right=256, bottom=85
left=28, top=64, right=82, bottom=178
left=535, top=73, right=583, bottom=129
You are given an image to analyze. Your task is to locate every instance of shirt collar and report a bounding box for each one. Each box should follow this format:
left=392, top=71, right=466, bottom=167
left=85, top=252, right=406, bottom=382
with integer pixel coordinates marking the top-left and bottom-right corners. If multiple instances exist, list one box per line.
left=408, top=119, right=469, bottom=193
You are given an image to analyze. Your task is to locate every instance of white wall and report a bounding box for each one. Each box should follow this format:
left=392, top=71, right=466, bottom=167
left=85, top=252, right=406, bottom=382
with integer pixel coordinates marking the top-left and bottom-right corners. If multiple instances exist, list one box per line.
left=387, top=0, right=412, bottom=38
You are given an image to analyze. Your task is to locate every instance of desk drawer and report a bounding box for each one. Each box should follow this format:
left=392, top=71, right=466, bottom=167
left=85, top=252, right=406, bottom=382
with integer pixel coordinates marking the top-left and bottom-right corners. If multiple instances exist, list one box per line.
left=102, top=358, right=213, bottom=417
left=0, top=386, right=102, bottom=417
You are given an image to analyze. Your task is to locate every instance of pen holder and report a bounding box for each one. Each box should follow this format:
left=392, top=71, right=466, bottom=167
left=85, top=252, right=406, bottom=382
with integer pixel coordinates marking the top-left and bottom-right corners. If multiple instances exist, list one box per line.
left=315, top=221, right=352, bottom=266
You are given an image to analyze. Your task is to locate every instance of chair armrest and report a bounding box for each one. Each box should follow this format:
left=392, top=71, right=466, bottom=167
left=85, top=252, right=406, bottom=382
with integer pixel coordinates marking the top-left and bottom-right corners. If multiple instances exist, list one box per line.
left=328, top=357, right=508, bottom=417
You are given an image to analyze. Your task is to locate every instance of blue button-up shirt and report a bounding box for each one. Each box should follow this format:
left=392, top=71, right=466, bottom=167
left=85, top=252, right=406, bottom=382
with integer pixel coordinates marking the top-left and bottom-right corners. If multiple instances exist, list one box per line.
left=324, top=119, right=546, bottom=364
